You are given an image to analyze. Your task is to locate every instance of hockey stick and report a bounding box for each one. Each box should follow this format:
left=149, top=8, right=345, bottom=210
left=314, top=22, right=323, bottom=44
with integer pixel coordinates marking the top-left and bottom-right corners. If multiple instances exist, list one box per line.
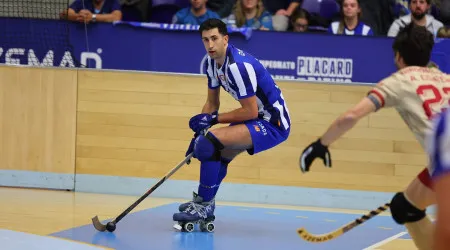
left=92, top=152, right=194, bottom=232
left=297, top=203, right=390, bottom=243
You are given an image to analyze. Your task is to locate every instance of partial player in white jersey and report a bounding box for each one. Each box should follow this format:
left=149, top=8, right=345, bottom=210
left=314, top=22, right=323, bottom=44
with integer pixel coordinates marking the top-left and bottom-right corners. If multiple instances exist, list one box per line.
left=426, top=109, right=450, bottom=250
left=172, top=18, right=291, bottom=231
left=299, top=23, right=450, bottom=249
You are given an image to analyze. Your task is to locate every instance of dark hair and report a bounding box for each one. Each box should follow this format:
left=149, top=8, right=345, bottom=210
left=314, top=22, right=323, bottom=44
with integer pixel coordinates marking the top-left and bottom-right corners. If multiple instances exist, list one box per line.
left=199, top=18, right=229, bottom=36
left=410, top=0, right=431, bottom=5
left=290, top=7, right=309, bottom=26
left=392, top=23, right=434, bottom=67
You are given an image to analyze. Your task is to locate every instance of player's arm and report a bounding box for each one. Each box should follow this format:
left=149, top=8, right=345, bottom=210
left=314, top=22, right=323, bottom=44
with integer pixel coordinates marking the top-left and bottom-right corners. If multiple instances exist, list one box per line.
left=320, top=94, right=380, bottom=146
left=320, top=77, right=398, bottom=146
left=202, top=87, right=220, bottom=114
left=299, top=77, right=398, bottom=173
left=216, top=95, right=258, bottom=123
left=201, top=58, right=221, bottom=114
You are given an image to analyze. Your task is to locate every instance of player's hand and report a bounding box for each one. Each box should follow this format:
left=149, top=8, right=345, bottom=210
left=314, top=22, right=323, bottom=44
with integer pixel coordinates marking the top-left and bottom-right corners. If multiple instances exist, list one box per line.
left=299, top=138, right=332, bottom=173
left=189, top=111, right=218, bottom=134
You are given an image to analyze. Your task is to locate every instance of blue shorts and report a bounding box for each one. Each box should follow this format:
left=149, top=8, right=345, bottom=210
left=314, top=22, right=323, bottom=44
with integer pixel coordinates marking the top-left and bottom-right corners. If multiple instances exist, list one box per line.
left=230, top=119, right=290, bottom=155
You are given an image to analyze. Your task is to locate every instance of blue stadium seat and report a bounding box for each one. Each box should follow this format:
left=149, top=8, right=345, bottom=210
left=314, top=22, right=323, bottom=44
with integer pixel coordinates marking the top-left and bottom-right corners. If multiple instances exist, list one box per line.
left=148, top=0, right=190, bottom=24
left=320, top=0, right=340, bottom=20
left=302, top=0, right=340, bottom=20
left=301, top=0, right=321, bottom=15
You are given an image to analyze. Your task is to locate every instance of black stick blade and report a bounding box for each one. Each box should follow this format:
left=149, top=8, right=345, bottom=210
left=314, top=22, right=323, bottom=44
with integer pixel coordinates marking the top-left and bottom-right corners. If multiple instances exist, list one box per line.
left=92, top=216, right=107, bottom=232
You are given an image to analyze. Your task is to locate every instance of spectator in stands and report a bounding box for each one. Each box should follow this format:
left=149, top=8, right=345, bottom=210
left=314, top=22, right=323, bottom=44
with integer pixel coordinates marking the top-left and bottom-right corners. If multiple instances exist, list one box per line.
left=387, top=0, right=443, bottom=37
left=263, top=0, right=301, bottom=31
left=289, top=7, right=309, bottom=32
left=223, top=0, right=273, bottom=30
left=207, top=0, right=236, bottom=18
left=63, top=0, right=122, bottom=23
left=328, top=0, right=373, bottom=36
left=172, top=0, right=220, bottom=25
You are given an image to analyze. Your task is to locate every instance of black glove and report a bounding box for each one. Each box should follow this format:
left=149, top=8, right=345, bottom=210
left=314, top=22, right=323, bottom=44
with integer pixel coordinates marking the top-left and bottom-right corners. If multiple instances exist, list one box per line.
left=299, top=138, right=332, bottom=173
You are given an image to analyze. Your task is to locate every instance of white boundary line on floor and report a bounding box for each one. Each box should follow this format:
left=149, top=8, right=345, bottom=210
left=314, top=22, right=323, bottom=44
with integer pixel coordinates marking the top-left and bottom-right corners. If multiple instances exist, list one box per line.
left=362, top=231, right=408, bottom=250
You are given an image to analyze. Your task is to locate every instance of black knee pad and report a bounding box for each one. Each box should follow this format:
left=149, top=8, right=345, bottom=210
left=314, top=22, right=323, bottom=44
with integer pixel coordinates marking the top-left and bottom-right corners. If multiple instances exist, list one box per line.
left=390, top=192, right=426, bottom=225
left=194, top=132, right=224, bottom=161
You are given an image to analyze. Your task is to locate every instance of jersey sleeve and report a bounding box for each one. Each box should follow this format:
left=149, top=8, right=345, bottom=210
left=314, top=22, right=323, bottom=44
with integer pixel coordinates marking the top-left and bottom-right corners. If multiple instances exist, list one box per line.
left=367, top=73, right=404, bottom=108
left=203, top=57, right=219, bottom=89
left=228, top=62, right=257, bottom=99
left=428, top=110, right=450, bottom=180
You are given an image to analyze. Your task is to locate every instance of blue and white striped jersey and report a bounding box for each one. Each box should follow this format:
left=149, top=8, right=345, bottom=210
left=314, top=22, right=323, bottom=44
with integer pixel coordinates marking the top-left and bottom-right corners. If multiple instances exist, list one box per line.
left=328, top=21, right=374, bottom=36
left=428, top=109, right=450, bottom=180
left=203, top=44, right=291, bottom=131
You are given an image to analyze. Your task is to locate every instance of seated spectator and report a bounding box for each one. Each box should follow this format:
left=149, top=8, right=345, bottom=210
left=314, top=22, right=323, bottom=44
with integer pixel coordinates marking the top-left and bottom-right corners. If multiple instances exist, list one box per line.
left=289, top=7, right=309, bottom=32
left=62, top=0, right=122, bottom=23
left=387, top=0, right=443, bottom=37
left=328, top=0, right=373, bottom=36
left=172, top=0, right=220, bottom=25
left=223, top=0, right=273, bottom=30
left=263, top=0, right=301, bottom=31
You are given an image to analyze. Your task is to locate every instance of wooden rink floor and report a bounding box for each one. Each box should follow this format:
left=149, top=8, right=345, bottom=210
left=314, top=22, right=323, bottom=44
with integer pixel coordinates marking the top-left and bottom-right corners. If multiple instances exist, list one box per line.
left=0, top=187, right=417, bottom=250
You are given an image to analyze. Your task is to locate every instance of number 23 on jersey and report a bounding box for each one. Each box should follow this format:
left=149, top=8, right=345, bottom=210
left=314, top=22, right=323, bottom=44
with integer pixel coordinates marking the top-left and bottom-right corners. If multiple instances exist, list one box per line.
left=417, top=84, right=450, bottom=120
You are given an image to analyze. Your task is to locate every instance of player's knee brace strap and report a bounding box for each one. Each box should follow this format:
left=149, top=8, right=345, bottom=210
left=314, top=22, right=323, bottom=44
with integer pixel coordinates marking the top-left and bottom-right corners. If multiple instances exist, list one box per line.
left=194, top=132, right=224, bottom=161
left=390, top=192, right=426, bottom=225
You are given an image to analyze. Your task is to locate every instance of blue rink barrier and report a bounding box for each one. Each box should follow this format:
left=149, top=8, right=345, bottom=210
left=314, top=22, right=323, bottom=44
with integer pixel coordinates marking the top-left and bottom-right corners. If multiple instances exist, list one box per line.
left=0, top=18, right=449, bottom=84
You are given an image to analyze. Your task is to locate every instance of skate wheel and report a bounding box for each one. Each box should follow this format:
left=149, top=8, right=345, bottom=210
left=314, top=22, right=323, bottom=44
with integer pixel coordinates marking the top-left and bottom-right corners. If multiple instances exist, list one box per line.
left=205, top=222, right=215, bottom=232
left=184, top=222, right=194, bottom=232
left=173, top=223, right=182, bottom=231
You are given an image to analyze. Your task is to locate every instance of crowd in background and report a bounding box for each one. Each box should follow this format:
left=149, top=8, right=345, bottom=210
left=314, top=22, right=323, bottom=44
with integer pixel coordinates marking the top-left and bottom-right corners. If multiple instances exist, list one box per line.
left=63, top=0, right=450, bottom=38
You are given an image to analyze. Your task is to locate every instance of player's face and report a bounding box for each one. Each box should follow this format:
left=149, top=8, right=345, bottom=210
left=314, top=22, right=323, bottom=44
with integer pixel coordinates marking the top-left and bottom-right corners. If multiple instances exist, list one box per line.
left=190, top=0, right=207, bottom=10
left=342, top=0, right=360, bottom=19
left=202, top=28, right=229, bottom=61
left=242, top=0, right=258, bottom=10
left=410, top=0, right=429, bottom=20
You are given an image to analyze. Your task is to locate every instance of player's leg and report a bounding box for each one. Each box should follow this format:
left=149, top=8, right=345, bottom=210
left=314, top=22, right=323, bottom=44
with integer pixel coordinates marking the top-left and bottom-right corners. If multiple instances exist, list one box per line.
left=214, top=148, right=244, bottom=196
left=210, top=119, right=290, bottom=156
left=208, top=119, right=291, bottom=198
left=390, top=168, right=436, bottom=250
left=195, top=119, right=289, bottom=204
left=173, top=126, right=251, bottom=222
left=173, top=119, right=289, bottom=222
left=177, top=148, right=244, bottom=212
